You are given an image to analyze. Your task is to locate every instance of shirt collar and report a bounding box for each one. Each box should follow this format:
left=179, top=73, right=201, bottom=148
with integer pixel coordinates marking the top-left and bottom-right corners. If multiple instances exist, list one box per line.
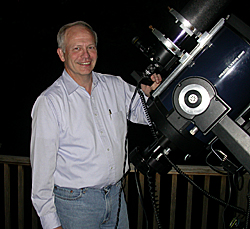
left=62, top=70, right=102, bottom=95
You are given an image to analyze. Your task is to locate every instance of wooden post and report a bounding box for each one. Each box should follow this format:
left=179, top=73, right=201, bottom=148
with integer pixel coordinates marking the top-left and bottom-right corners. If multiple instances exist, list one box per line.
left=18, top=165, right=25, bottom=229
left=218, top=176, right=227, bottom=228
left=185, top=175, right=193, bottom=229
left=201, top=175, right=210, bottom=229
left=169, top=174, right=178, bottom=229
left=4, top=163, right=11, bottom=229
left=137, top=172, right=144, bottom=229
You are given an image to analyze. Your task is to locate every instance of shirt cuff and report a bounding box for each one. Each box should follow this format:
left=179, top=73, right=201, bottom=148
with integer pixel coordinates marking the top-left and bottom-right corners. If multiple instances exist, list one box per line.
left=40, top=212, right=61, bottom=229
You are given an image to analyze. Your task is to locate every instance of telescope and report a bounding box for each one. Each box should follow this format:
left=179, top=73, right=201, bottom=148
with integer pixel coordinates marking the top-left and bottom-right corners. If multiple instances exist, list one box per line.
left=130, top=0, right=250, bottom=176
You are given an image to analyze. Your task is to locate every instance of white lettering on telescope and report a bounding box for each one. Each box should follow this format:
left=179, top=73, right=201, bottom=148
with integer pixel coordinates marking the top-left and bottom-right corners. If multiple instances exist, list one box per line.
left=218, top=50, right=245, bottom=78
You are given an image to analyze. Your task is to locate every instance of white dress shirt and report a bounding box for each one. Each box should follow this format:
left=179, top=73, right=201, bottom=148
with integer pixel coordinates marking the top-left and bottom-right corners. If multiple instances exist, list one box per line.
left=30, top=70, right=148, bottom=228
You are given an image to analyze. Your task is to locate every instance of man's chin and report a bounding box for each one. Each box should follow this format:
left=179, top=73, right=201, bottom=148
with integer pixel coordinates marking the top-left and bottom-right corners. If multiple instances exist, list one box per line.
left=77, top=66, right=95, bottom=75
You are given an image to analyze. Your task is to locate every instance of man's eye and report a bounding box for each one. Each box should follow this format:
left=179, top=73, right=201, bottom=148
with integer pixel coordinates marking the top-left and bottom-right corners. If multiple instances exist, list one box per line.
left=88, top=46, right=96, bottom=50
left=74, top=47, right=80, bottom=51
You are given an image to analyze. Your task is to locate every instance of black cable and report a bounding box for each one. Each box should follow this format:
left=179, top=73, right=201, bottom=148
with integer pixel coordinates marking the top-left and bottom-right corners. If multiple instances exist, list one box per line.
left=137, top=85, right=163, bottom=228
left=164, top=154, right=246, bottom=216
left=115, top=86, right=139, bottom=226
left=115, top=85, right=140, bottom=229
left=138, top=90, right=158, bottom=140
left=206, top=151, right=228, bottom=175
left=114, top=137, right=128, bottom=229
left=206, top=146, right=249, bottom=228
left=146, top=169, right=163, bottom=229
left=116, top=80, right=160, bottom=228
left=233, top=168, right=244, bottom=192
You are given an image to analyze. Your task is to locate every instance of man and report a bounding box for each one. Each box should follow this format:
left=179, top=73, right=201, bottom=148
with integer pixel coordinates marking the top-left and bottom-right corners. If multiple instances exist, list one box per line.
left=30, top=21, right=161, bottom=229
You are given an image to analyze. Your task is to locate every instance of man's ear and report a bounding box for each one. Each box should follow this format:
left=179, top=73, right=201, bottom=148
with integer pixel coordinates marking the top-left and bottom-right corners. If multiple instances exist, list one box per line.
left=57, top=48, right=65, bottom=62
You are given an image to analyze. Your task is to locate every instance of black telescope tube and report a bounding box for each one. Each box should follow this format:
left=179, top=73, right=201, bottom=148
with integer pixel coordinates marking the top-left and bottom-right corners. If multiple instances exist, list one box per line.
left=180, top=0, right=232, bottom=32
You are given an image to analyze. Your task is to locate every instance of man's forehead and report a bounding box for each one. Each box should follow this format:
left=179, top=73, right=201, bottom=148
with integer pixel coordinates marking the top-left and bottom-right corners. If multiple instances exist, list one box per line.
left=65, top=26, right=95, bottom=42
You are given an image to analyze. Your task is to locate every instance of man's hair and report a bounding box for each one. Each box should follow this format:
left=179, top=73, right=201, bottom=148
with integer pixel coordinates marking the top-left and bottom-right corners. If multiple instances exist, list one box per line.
left=57, top=21, right=98, bottom=52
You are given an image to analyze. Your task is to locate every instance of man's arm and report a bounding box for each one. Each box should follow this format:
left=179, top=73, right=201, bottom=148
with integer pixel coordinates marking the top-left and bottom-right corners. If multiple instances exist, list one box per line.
left=124, top=73, right=162, bottom=125
left=30, top=95, right=61, bottom=229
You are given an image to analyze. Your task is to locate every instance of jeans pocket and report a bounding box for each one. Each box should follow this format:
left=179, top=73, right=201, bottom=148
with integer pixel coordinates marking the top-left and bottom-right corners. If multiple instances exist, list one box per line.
left=54, top=185, right=84, bottom=200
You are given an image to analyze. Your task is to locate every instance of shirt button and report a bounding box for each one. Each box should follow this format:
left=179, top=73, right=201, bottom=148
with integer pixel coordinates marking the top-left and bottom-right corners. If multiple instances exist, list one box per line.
left=107, top=148, right=110, bottom=151
left=111, top=167, right=113, bottom=170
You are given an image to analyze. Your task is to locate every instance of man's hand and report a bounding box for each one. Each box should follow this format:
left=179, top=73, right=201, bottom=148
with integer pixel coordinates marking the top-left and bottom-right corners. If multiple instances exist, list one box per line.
left=54, top=226, right=63, bottom=229
left=141, top=73, right=162, bottom=97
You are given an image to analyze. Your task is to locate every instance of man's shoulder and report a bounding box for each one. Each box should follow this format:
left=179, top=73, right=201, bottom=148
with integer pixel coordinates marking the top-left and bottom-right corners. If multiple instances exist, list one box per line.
left=32, top=76, right=66, bottom=116
left=40, top=76, right=65, bottom=98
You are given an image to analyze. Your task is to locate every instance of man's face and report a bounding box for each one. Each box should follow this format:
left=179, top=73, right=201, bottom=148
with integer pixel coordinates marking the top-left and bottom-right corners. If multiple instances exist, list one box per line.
left=57, top=26, right=97, bottom=79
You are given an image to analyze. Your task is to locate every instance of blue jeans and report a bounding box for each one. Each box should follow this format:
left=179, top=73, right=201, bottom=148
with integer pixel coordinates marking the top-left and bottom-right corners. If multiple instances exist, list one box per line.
left=54, top=182, right=129, bottom=229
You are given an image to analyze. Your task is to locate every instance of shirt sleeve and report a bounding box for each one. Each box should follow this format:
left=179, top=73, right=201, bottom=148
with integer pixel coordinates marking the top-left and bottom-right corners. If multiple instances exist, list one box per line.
left=30, top=95, right=61, bottom=229
left=124, top=82, right=149, bottom=125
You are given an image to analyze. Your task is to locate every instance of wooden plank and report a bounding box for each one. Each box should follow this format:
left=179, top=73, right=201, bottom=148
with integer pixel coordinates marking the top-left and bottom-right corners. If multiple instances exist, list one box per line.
left=168, top=165, right=226, bottom=176
left=18, top=165, right=25, bottom=229
left=218, top=176, right=227, bottom=229
left=169, top=174, right=177, bottom=229
left=4, top=163, right=11, bottom=229
left=137, top=172, right=144, bottom=229
left=185, top=175, right=193, bottom=229
left=0, top=155, right=30, bottom=166
left=129, top=164, right=227, bottom=176
left=201, top=175, right=210, bottom=229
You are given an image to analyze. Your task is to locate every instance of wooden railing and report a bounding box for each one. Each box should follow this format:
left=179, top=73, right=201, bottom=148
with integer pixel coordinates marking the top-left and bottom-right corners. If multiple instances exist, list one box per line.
left=126, top=165, right=249, bottom=229
left=0, top=155, right=249, bottom=229
left=0, top=155, right=39, bottom=229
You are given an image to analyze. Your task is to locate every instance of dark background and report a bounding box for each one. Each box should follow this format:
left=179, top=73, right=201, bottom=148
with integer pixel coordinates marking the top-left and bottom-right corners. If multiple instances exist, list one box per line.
left=0, top=0, right=249, bottom=162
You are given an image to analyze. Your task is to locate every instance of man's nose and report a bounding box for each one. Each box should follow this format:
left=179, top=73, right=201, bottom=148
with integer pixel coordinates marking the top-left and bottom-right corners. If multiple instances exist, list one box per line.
left=81, top=48, right=90, bottom=58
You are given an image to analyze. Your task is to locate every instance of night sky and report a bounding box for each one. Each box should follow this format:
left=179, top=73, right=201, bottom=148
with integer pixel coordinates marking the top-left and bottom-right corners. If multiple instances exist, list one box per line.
left=0, top=0, right=248, bottom=162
